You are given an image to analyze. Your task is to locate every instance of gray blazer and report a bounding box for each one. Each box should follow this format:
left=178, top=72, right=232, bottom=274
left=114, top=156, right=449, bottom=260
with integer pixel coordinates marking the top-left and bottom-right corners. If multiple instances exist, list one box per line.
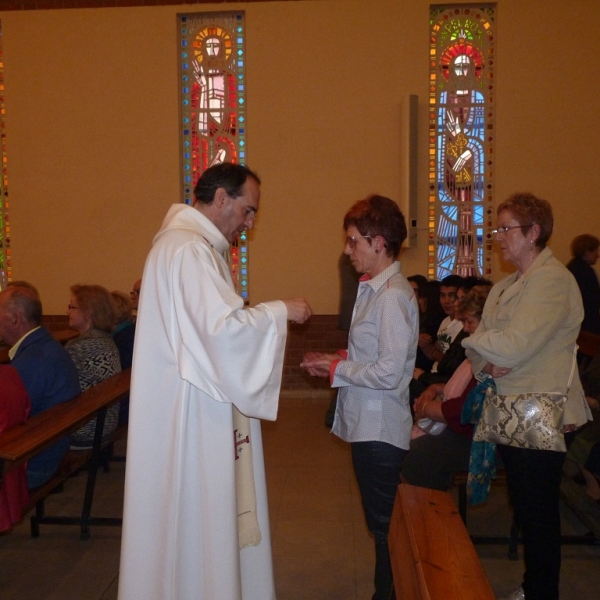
left=463, top=247, right=591, bottom=427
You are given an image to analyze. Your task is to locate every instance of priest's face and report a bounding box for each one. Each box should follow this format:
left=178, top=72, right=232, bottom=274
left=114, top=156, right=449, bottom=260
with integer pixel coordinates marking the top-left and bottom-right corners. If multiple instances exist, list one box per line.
left=219, top=177, right=260, bottom=243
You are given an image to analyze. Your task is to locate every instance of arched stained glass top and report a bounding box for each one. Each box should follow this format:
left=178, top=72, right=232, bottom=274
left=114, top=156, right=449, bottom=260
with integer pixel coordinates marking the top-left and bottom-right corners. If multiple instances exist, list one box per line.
left=428, top=4, right=495, bottom=280
left=178, top=11, right=250, bottom=302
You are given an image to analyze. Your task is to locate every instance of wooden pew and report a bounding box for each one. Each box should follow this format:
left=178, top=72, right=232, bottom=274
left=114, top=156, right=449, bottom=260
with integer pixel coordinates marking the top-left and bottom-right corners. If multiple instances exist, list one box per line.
left=388, top=483, right=495, bottom=600
left=0, top=368, right=131, bottom=539
left=559, top=329, right=600, bottom=545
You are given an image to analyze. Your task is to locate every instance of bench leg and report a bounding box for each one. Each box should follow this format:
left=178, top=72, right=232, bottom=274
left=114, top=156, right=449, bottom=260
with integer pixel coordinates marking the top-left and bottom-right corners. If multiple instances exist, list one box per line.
left=30, top=499, right=46, bottom=538
left=508, top=519, right=519, bottom=561
left=79, top=408, right=107, bottom=540
left=458, top=482, right=467, bottom=525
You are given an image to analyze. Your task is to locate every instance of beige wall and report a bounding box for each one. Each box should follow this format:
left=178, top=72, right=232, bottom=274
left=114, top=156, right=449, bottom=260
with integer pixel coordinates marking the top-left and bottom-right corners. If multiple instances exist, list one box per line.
left=1, top=0, right=599, bottom=314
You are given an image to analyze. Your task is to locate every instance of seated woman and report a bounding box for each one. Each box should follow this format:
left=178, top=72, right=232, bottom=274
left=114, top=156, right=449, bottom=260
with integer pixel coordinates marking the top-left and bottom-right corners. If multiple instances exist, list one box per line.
left=408, top=276, right=445, bottom=372
left=401, top=285, right=490, bottom=491
left=65, top=284, right=121, bottom=449
left=565, top=351, right=600, bottom=501
left=0, top=365, right=31, bottom=532
left=111, top=290, right=136, bottom=425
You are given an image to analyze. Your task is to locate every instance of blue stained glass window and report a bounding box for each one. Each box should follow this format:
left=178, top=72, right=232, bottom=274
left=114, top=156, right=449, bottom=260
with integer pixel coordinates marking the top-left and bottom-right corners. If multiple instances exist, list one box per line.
left=428, top=4, right=495, bottom=280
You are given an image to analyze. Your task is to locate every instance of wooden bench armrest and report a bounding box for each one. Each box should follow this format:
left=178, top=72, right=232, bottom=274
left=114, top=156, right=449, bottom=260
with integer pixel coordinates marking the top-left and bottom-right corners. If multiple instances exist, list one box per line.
left=0, top=369, right=131, bottom=468
left=389, top=484, right=495, bottom=600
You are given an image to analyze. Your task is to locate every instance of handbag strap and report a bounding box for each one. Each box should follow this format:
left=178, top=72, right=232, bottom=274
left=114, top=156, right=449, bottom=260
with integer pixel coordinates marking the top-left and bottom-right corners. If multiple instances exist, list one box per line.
left=566, top=345, right=578, bottom=392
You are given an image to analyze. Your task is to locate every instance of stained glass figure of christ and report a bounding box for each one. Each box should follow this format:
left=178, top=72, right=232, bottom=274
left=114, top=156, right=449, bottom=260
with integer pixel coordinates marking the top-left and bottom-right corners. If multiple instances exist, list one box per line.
left=429, top=5, right=495, bottom=280
left=179, top=12, right=249, bottom=302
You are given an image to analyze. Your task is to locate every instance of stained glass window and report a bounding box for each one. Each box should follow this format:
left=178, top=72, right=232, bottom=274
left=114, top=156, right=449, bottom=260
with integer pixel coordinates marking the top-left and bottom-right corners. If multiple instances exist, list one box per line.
left=0, top=23, right=10, bottom=290
left=178, top=12, right=250, bottom=302
left=429, top=4, right=495, bottom=280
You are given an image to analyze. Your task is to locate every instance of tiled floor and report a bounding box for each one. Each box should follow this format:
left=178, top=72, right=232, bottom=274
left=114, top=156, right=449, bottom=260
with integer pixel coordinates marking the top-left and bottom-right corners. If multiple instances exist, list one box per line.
left=0, top=395, right=599, bottom=599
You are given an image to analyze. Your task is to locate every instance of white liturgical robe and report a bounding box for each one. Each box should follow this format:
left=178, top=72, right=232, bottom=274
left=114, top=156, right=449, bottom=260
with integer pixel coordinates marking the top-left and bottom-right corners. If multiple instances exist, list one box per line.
left=118, top=204, right=287, bottom=600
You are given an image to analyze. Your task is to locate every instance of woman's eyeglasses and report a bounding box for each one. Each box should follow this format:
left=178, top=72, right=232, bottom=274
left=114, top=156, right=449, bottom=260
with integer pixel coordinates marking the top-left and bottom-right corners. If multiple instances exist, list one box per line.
left=346, top=235, right=372, bottom=249
left=491, top=224, right=531, bottom=237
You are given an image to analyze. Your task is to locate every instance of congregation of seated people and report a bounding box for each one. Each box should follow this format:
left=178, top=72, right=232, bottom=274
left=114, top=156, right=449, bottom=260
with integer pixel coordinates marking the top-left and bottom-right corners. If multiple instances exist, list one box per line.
left=408, top=274, right=492, bottom=407
left=0, top=279, right=138, bottom=531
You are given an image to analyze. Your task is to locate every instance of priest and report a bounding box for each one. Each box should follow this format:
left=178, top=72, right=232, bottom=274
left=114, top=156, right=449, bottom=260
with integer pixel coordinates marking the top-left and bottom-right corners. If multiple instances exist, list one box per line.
left=118, top=163, right=311, bottom=600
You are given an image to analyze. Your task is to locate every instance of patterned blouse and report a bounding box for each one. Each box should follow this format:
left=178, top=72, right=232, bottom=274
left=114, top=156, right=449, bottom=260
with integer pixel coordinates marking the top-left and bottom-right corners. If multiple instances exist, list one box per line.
left=66, top=328, right=121, bottom=448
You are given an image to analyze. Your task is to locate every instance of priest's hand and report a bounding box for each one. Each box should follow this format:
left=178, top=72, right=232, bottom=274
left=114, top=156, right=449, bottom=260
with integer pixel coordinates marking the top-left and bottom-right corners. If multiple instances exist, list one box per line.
left=283, top=298, right=312, bottom=324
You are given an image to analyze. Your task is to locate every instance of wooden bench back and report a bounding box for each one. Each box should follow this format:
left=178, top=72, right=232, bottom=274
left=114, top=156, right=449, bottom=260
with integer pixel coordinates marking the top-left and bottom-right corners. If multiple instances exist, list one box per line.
left=0, top=368, right=131, bottom=470
left=388, top=483, right=495, bottom=600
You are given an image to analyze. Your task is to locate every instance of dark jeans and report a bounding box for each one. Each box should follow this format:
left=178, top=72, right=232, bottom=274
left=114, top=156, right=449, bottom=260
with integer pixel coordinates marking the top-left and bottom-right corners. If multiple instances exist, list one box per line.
left=351, top=441, right=408, bottom=600
left=498, top=442, right=569, bottom=600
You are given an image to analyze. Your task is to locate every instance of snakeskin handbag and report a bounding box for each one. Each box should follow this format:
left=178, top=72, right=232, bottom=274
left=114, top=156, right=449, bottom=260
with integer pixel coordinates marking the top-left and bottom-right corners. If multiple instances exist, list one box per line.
left=473, top=349, right=578, bottom=452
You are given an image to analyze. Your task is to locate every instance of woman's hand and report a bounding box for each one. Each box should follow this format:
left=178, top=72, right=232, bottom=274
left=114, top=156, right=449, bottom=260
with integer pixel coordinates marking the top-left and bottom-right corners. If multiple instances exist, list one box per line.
left=413, top=367, right=425, bottom=379
left=483, top=362, right=512, bottom=378
left=585, top=395, right=600, bottom=412
left=300, top=352, right=341, bottom=378
left=413, top=386, right=441, bottom=420
left=418, top=333, right=433, bottom=348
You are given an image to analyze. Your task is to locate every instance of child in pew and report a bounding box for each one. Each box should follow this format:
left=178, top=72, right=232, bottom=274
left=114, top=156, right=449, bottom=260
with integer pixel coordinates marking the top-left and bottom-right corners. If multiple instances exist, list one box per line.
left=401, top=285, right=491, bottom=491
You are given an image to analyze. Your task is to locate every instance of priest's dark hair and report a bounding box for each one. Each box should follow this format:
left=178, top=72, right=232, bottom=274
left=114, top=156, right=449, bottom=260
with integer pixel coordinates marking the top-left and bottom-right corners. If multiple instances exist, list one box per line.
left=193, top=162, right=261, bottom=205
left=343, top=194, right=407, bottom=259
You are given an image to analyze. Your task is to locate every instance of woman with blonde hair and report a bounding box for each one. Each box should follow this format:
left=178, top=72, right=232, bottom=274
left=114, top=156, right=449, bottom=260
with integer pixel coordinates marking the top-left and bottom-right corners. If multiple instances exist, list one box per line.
left=463, top=193, right=591, bottom=600
left=66, top=284, right=121, bottom=448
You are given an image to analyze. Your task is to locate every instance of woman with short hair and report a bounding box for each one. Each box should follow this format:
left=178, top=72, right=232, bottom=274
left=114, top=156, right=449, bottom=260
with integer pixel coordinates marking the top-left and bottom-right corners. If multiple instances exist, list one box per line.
left=66, top=284, right=121, bottom=448
left=302, top=195, right=419, bottom=600
left=463, top=193, right=591, bottom=600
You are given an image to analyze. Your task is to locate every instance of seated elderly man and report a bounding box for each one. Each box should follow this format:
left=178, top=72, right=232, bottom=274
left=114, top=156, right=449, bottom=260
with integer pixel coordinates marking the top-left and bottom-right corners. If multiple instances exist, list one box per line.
left=0, top=282, right=81, bottom=488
